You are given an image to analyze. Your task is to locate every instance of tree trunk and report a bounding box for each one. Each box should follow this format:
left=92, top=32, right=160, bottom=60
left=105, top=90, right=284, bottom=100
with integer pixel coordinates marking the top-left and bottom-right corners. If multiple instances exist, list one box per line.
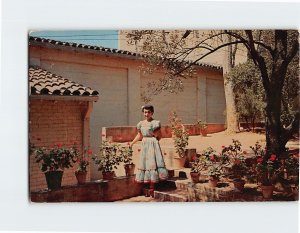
left=223, top=34, right=239, bottom=133
left=265, top=88, right=286, bottom=159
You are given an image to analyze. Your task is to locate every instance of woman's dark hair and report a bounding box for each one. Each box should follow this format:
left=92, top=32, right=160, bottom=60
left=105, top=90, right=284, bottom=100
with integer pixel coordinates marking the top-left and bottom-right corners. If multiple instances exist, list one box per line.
left=142, top=105, right=154, bottom=113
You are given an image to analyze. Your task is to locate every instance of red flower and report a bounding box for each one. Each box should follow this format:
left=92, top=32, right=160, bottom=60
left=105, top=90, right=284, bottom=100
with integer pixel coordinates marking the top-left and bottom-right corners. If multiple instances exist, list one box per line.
left=210, top=155, right=215, bottom=161
left=257, top=157, right=263, bottom=164
left=269, top=154, right=277, bottom=161
left=87, top=149, right=93, bottom=155
left=192, top=155, right=197, bottom=161
left=234, top=159, right=241, bottom=165
left=57, top=143, right=63, bottom=147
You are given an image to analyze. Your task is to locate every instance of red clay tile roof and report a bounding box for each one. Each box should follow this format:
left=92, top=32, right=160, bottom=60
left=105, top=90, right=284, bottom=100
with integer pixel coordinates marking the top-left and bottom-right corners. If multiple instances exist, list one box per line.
left=29, top=67, right=99, bottom=96
left=29, top=36, right=223, bottom=71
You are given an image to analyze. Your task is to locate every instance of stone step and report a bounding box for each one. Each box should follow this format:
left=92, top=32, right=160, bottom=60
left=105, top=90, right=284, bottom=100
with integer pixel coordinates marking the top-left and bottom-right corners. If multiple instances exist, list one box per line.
left=154, top=189, right=189, bottom=202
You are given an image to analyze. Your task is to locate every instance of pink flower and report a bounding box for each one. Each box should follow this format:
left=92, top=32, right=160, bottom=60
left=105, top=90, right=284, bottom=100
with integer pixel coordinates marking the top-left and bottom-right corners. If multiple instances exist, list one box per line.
left=87, top=149, right=93, bottom=155
left=269, top=154, right=277, bottom=161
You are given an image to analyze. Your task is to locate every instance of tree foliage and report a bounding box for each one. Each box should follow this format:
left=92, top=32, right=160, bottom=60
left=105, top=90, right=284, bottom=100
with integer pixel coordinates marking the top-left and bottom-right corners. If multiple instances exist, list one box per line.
left=126, top=30, right=299, bottom=158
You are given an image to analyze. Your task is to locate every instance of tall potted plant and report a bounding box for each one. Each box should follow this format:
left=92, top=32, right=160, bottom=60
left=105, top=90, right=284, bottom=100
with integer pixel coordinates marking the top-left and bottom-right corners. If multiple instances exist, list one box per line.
left=169, top=111, right=189, bottom=167
left=33, top=143, right=79, bottom=190
left=120, top=144, right=135, bottom=177
left=92, top=140, right=122, bottom=180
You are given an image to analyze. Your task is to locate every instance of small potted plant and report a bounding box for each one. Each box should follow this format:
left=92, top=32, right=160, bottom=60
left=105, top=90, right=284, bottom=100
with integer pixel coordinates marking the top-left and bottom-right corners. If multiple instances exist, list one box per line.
left=189, top=154, right=206, bottom=183
left=120, top=144, right=135, bottom=177
left=75, top=148, right=92, bottom=184
left=196, top=120, right=208, bottom=137
left=33, top=143, right=79, bottom=190
left=222, top=140, right=248, bottom=191
left=201, top=148, right=224, bottom=187
left=256, top=154, right=280, bottom=199
left=284, top=155, right=299, bottom=200
left=92, top=140, right=122, bottom=180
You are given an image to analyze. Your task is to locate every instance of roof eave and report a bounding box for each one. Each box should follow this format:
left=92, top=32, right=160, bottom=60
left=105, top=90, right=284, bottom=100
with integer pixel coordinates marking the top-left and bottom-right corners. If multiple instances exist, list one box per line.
left=29, top=95, right=99, bottom=102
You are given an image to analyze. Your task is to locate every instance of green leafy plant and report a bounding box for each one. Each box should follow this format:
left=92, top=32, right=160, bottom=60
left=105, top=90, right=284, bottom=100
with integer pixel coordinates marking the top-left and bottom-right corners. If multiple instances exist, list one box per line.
left=33, top=143, right=79, bottom=172
left=250, top=142, right=281, bottom=185
left=190, top=154, right=206, bottom=173
left=119, top=145, right=134, bottom=165
left=92, top=141, right=122, bottom=173
left=196, top=119, right=207, bottom=130
left=200, top=147, right=226, bottom=180
left=169, top=111, right=189, bottom=158
left=76, top=148, right=92, bottom=172
left=221, top=139, right=248, bottom=179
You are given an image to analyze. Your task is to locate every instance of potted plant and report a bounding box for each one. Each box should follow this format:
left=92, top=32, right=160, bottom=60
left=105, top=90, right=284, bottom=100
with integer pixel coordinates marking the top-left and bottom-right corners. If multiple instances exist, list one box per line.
left=189, top=154, right=206, bottom=183
left=33, top=143, right=79, bottom=190
left=201, top=148, right=225, bottom=187
left=250, top=141, right=282, bottom=199
left=256, top=154, right=280, bottom=199
left=283, top=155, right=299, bottom=200
left=196, top=120, right=208, bottom=136
left=75, top=148, right=92, bottom=184
left=222, top=140, right=248, bottom=191
left=169, top=111, right=189, bottom=167
left=92, top=140, right=122, bottom=180
left=120, top=144, right=135, bottom=177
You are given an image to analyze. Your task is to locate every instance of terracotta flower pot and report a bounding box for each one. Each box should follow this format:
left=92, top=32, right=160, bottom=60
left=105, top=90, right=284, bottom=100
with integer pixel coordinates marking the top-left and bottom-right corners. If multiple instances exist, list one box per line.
left=201, top=129, right=207, bottom=137
left=208, top=176, right=219, bottom=188
left=102, top=171, right=115, bottom=180
left=261, top=185, right=274, bottom=199
left=190, top=172, right=200, bottom=183
left=45, top=171, right=63, bottom=190
left=233, top=179, right=245, bottom=192
left=124, top=164, right=135, bottom=176
left=75, top=171, right=87, bottom=184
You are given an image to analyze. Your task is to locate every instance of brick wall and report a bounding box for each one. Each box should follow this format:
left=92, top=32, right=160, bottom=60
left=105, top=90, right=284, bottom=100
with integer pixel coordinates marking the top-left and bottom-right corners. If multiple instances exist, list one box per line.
left=29, top=99, right=90, bottom=191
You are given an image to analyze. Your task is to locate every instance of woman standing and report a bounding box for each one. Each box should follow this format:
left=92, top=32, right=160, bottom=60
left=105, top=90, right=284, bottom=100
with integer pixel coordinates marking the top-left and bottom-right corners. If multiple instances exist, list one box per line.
left=130, top=105, right=168, bottom=197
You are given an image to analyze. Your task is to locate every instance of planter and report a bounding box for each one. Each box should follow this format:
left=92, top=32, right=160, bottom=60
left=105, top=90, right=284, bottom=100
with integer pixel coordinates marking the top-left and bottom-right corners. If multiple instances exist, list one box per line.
left=208, top=176, right=219, bottom=188
left=75, top=171, right=87, bottom=185
left=124, top=164, right=135, bottom=177
left=260, top=185, right=274, bottom=199
left=102, top=171, right=116, bottom=180
left=190, top=172, right=200, bottom=183
left=233, top=179, right=245, bottom=192
left=173, top=157, right=186, bottom=169
left=45, top=171, right=63, bottom=190
left=200, top=129, right=207, bottom=137
left=168, top=169, right=175, bottom=178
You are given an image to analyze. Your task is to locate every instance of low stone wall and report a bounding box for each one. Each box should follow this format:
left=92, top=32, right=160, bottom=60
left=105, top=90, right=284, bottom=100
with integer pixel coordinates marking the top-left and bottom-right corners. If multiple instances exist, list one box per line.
left=30, top=176, right=143, bottom=202
left=102, top=123, right=225, bottom=143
